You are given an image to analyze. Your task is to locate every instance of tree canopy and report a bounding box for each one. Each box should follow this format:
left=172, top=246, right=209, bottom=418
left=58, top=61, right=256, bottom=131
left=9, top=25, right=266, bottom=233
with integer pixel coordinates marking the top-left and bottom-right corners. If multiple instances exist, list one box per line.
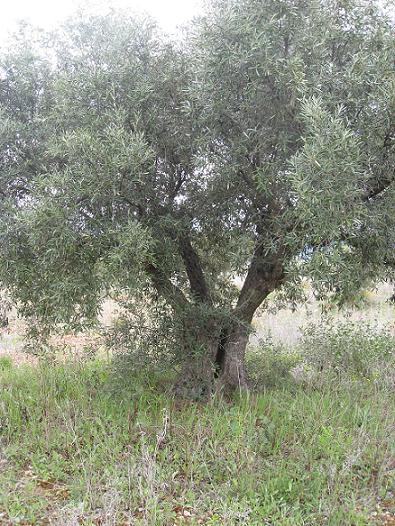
left=0, top=0, right=394, bottom=394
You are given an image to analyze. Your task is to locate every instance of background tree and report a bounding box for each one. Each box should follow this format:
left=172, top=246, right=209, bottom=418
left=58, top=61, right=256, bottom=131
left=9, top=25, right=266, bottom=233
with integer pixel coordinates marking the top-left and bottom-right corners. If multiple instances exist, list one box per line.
left=0, top=0, right=393, bottom=395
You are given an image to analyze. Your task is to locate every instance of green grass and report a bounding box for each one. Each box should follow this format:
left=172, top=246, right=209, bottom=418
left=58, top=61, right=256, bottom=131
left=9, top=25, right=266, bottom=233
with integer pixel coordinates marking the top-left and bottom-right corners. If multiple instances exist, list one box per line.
left=0, top=353, right=393, bottom=525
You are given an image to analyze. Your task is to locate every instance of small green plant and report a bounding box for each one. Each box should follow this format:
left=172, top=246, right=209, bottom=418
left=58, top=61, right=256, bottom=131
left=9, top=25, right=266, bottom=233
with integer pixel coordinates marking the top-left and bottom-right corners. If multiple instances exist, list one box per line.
left=0, top=355, right=12, bottom=370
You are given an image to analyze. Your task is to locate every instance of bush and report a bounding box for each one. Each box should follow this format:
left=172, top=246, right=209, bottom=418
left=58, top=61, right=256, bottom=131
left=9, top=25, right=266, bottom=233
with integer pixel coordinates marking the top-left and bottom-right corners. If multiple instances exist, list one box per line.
left=247, top=321, right=395, bottom=390
left=104, top=296, right=181, bottom=375
left=300, top=320, right=395, bottom=382
left=247, top=336, right=300, bottom=389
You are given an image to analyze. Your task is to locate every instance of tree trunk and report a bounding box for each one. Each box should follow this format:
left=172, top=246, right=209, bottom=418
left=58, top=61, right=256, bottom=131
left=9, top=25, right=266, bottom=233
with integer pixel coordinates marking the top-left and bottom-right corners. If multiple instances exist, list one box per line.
left=216, top=322, right=250, bottom=395
left=174, top=317, right=251, bottom=398
left=213, top=243, right=286, bottom=395
left=174, top=321, right=251, bottom=399
left=172, top=269, right=281, bottom=398
left=0, top=293, right=10, bottom=329
left=173, top=315, right=222, bottom=399
left=152, top=230, right=285, bottom=398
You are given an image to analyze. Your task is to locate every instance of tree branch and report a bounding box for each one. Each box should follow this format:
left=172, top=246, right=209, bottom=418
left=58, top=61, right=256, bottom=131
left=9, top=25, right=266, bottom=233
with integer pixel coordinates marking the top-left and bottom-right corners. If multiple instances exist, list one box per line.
left=362, top=171, right=394, bottom=202
left=178, top=235, right=211, bottom=304
left=145, top=262, right=190, bottom=310
left=363, top=128, right=394, bottom=202
left=169, top=167, right=187, bottom=202
left=235, top=239, right=284, bottom=323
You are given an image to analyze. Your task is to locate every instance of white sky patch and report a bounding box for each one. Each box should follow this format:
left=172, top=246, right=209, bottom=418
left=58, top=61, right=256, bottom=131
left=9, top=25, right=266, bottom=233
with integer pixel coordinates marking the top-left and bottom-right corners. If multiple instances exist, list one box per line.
left=0, top=0, right=203, bottom=42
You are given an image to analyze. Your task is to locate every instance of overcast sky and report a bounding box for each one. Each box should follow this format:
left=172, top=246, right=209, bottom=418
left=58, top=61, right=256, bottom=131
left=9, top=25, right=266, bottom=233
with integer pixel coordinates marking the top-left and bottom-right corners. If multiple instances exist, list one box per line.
left=1, top=0, right=393, bottom=44
left=0, top=0, right=203, bottom=42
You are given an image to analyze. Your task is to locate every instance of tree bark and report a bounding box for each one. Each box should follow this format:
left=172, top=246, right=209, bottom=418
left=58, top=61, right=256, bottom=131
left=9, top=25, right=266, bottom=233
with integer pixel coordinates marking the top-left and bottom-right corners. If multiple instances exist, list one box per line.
left=174, top=314, right=249, bottom=399
left=178, top=235, right=211, bottom=304
left=216, top=245, right=285, bottom=395
left=216, top=322, right=249, bottom=394
left=175, top=252, right=285, bottom=397
left=173, top=317, right=221, bottom=399
left=148, top=234, right=285, bottom=398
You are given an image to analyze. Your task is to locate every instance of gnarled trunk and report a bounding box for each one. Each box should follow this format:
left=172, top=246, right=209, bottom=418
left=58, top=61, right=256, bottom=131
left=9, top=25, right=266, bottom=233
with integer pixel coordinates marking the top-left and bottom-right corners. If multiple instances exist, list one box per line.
left=173, top=315, right=222, bottom=399
left=216, top=322, right=250, bottom=394
left=173, top=268, right=284, bottom=397
left=175, top=321, right=250, bottom=399
left=150, top=232, right=285, bottom=398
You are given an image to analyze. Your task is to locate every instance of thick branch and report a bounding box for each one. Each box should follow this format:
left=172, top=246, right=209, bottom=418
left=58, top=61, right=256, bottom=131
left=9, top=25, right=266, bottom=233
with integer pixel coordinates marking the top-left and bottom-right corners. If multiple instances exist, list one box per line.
left=169, top=167, right=187, bottom=202
left=363, top=172, right=394, bottom=202
left=178, top=235, right=211, bottom=304
left=145, top=263, right=189, bottom=310
left=363, top=129, right=394, bottom=202
left=235, top=241, right=284, bottom=323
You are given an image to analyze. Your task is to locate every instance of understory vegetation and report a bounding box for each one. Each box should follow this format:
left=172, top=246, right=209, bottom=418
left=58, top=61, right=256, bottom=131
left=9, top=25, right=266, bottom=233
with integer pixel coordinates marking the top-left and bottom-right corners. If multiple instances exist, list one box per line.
left=0, top=323, right=394, bottom=525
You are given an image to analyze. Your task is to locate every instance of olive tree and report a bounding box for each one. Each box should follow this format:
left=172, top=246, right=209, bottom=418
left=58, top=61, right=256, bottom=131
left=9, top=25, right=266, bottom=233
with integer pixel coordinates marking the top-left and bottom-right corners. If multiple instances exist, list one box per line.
left=0, top=0, right=393, bottom=395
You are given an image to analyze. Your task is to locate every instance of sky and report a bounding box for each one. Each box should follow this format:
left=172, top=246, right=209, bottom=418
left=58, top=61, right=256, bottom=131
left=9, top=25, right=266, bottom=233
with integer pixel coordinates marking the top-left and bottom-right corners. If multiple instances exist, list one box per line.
left=0, top=0, right=203, bottom=42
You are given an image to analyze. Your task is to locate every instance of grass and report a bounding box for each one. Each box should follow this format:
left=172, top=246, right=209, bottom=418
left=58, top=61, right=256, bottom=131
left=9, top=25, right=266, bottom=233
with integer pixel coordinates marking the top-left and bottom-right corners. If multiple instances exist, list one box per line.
left=0, top=342, right=394, bottom=525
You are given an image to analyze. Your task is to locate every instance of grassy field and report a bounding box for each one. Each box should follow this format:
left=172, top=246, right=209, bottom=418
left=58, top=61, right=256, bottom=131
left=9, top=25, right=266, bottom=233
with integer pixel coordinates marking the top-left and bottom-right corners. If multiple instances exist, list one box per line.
left=0, top=331, right=394, bottom=525
left=0, top=286, right=394, bottom=525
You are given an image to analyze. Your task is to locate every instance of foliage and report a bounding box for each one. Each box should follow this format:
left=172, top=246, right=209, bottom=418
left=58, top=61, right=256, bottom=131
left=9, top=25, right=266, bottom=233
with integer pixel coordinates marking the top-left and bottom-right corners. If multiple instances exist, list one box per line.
left=0, top=355, right=12, bottom=370
left=105, top=294, right=182, bottom=373
left=246, top=320, right=395, bottom=391
left=0, top=1, right=394, bottom=388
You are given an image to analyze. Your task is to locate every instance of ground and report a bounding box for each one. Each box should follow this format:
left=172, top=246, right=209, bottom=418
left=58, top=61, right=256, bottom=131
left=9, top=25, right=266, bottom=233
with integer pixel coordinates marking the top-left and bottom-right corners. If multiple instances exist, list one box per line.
left=0, top=284, right=393, bottom=525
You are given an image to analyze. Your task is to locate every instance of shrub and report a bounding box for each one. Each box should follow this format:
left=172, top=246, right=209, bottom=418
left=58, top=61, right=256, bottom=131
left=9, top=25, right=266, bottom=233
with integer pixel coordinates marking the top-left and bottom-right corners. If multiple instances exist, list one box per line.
left=247, top=336, right=300, bottom=389
left=300, top=320, right=395, bottom=382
